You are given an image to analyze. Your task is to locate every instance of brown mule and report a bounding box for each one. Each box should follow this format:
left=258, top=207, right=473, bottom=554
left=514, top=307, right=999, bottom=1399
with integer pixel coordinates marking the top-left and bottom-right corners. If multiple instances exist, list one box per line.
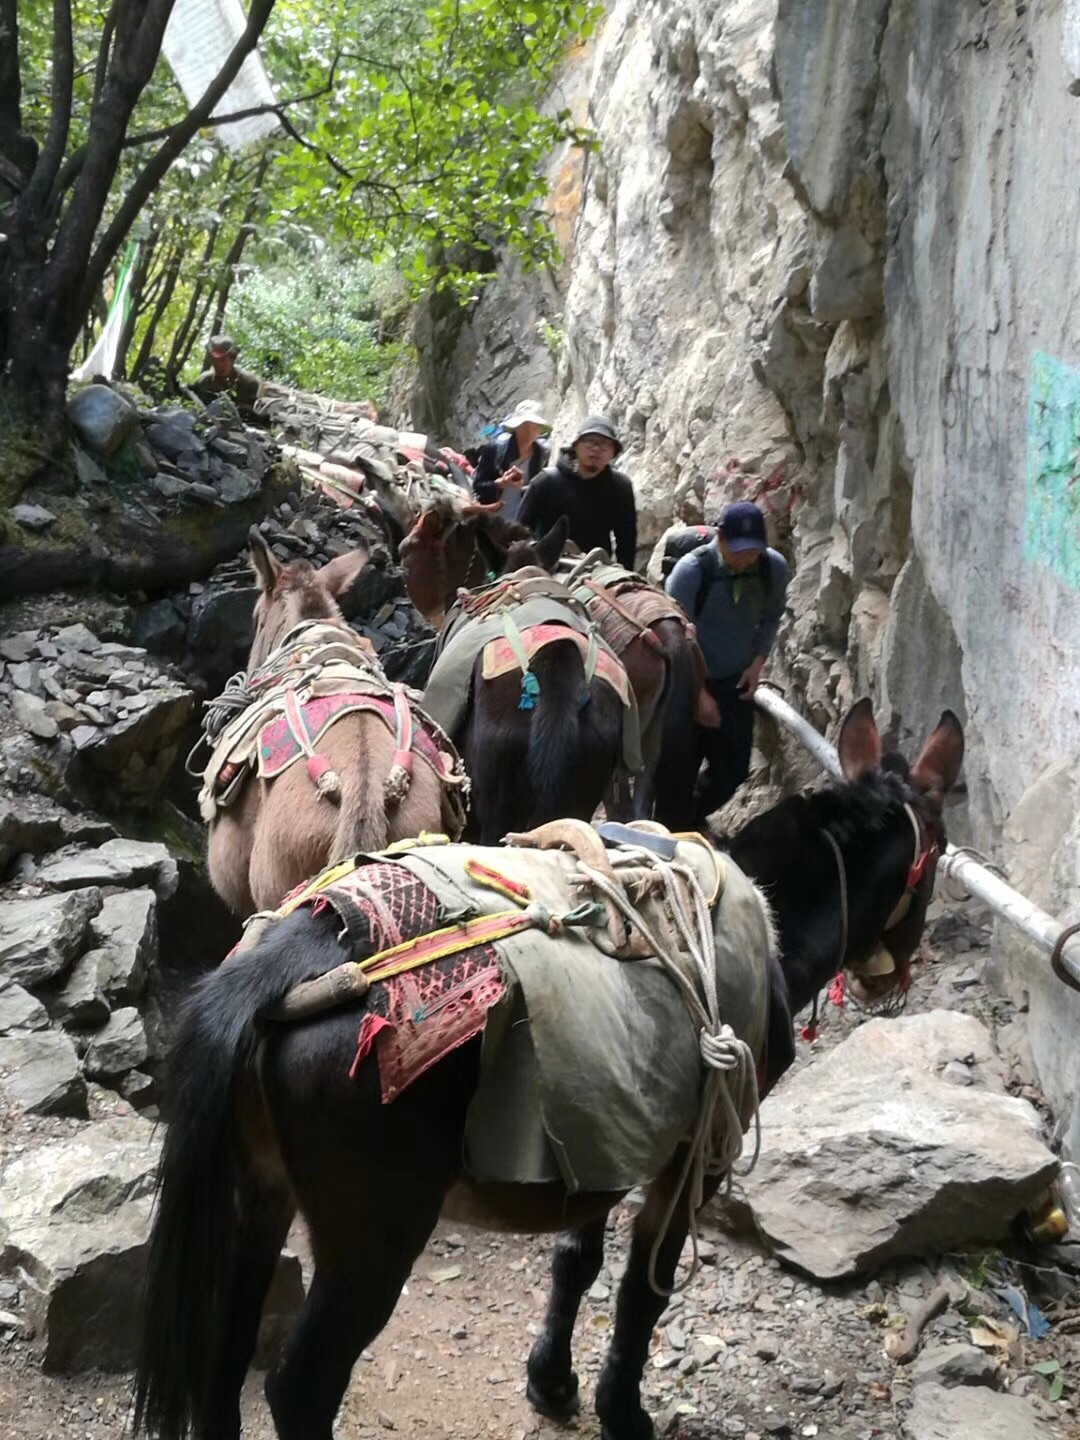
left=204, top=530, right=464, bottom=916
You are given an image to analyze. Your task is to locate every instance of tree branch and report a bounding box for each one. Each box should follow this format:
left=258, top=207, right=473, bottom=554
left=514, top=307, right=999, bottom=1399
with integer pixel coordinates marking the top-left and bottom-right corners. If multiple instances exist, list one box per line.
left=93, top=0, right=118, bottom=107
left=23, top=0, right=75, bottom=211
left=52, top=62, right=321, bottom=201
left=275, top=109, right=353, bottom=181
left=122, top=78, right=332, bottom=151
left=79, top=0, right=277, bottom=327
left=0, top=0, right=24, bottom=139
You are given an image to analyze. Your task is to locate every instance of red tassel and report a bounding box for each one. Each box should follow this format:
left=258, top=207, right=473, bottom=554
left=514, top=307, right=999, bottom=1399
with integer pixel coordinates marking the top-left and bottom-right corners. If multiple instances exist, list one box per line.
left=800, top=1023, right=818, bottom=1043
left=828, top=973, right=846, bottom=1008
left=307, top=753, right=332, bottom=784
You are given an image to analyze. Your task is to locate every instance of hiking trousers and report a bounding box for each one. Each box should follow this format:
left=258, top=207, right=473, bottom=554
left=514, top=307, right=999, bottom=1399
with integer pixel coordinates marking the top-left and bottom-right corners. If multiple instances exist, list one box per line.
left=693, top=676, right=756, bottom=827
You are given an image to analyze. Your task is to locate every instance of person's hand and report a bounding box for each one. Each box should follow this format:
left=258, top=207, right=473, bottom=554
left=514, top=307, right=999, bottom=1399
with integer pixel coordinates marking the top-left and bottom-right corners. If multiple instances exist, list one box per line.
left=497, top=465, right=524, bottom=489
left=696, top=689, right=722, bottom=728
left=737, top=655, right=765, bottom=699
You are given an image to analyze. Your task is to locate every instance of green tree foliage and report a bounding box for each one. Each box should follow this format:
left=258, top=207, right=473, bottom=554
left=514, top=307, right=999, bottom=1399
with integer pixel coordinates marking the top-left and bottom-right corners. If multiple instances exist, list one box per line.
left=2, top=0, right=598, bottom=465
left=226, top=249, right=409, bottom=405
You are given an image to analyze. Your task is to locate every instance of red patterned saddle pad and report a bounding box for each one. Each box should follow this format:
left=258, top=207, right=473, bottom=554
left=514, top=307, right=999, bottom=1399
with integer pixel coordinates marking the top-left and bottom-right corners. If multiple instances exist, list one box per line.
left=480, top=624, right=631, bottom=706
left=302, top=861, right=505, bottom=1105
left=257, top=692, right=451, bottom=781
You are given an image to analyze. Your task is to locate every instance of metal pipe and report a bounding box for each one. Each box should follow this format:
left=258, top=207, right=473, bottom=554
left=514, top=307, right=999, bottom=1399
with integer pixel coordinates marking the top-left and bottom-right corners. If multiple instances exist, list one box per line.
left=754, top=687, right=1080, bottom=987
left=754, top=687, right=844, bottom=780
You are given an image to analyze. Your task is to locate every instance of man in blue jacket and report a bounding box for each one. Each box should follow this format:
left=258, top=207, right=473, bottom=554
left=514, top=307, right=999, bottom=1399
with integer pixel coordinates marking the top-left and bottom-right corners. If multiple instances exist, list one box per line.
left=665, top=501, right=790, bottom=830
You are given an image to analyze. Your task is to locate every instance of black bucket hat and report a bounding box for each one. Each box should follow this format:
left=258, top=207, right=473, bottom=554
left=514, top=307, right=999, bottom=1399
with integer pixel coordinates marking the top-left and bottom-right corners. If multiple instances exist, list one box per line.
left=572, top=414, right=622, bottom=457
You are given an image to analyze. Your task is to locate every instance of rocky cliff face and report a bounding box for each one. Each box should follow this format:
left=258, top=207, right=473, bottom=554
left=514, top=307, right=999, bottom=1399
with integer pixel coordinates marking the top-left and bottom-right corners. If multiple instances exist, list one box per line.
left=416, top=0, right=1080, bottom=1149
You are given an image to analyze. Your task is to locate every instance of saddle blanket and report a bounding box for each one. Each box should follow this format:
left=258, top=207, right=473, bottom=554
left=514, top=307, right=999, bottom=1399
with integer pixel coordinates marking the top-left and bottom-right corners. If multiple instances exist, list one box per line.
left=480, top=623, right=632, bottom=707
left=257, top=691, right=453, bottom=782
left=422, top=591, right=642, bottom=774
left=287, top=833, right=774, bottom=1194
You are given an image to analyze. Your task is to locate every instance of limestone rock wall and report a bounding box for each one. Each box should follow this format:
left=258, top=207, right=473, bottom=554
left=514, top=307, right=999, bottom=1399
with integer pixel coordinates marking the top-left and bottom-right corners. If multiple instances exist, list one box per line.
left=415, top=1, right=1080, bottom=1144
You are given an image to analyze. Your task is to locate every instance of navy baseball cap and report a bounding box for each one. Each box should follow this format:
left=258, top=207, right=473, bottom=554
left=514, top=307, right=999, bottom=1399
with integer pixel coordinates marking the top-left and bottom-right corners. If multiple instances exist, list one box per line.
left=718, top=501, right=767, bottom=552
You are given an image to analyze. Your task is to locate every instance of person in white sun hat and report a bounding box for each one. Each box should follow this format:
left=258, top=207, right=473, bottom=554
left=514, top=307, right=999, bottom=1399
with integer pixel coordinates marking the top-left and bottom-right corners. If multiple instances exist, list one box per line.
left=470, top=399, right=551, bottom=520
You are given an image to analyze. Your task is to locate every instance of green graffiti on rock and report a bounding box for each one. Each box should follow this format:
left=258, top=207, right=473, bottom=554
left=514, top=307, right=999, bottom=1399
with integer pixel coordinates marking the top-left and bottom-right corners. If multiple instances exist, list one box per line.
left=1026, top=351, right=1080, bottom=590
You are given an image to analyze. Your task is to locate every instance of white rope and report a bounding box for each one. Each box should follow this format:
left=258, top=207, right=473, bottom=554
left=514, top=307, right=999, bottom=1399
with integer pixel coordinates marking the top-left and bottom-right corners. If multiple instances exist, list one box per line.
left=573, top=849, right=762, bottom=1296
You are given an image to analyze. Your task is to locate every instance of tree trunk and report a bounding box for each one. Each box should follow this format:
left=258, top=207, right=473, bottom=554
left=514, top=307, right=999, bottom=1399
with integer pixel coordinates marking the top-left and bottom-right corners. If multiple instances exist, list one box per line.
left=130, top=238, right=184, bottom=382
left=0, top=0, right=276, bottom=489
left=211, top=153, right=270, bottom=333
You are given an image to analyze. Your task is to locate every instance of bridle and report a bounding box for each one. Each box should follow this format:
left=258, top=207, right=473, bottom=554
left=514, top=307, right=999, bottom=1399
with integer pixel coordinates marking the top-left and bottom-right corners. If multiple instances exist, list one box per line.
left=412, top=515, right=501, bottom=595
left=815, top=800, right=939, bottom=1025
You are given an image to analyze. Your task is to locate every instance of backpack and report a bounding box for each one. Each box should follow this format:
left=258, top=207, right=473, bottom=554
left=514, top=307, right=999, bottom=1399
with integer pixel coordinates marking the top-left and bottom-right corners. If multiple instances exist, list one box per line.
left=660, top=525, right=715, bottom=580
left=663, top=526, right=772, bottom=619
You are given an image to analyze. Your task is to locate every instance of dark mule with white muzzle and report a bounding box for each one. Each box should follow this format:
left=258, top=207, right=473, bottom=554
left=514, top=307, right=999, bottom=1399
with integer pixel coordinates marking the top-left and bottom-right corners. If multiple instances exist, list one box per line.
left=134, top=699, right=962, bottom=1440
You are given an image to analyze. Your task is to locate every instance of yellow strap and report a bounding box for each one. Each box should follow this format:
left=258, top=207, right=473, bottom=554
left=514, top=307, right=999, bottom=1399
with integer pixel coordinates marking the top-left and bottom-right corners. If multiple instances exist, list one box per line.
left=277, top=857, right=362, bottom=917
left=358, top=909, right=536, bottom=983
left=383, top=831, right=452, bottom=854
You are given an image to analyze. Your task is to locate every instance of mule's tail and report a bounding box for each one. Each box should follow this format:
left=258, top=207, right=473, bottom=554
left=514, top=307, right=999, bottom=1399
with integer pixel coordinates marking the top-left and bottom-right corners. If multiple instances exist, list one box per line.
left=133, top=910, right=344, bottom=1440
left=528, top=642, right=622, bottom=822
left=329, top=714, right=392, bottom=859
left=525, top=643, right=587, bottom=819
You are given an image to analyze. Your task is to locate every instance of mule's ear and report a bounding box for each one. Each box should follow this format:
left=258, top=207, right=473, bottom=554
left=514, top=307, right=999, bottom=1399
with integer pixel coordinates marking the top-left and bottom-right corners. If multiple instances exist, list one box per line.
left=837, top=697, right=882, bottom=781
left=249, top=526, right=281, bottom=593
left=319, top=542, right=370, bottom=599
left=534, top=515, right=570, bottom=572
left=908, top=709, right=965, bottom=800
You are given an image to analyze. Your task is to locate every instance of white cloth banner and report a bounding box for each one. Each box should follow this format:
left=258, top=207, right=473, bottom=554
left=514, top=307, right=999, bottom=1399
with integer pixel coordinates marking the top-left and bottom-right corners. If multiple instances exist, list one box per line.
left=72, top=242, right=140, bottom=382
left=163, top=0, right=280, bottom=153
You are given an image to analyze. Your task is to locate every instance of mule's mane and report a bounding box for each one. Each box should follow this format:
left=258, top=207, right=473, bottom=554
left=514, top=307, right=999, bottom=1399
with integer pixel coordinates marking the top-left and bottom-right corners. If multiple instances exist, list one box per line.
left=805, top=769, right=926, bottom=847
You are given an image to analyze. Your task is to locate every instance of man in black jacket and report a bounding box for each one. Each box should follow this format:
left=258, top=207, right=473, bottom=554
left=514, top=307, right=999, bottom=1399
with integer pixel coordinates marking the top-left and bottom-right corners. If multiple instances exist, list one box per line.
left=518, top=415, right=637, bottom=568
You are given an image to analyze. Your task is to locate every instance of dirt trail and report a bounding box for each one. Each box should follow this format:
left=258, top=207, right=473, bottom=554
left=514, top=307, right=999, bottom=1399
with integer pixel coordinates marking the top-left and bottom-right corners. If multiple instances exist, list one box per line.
left=2, top=904, right=1077, bottom=1439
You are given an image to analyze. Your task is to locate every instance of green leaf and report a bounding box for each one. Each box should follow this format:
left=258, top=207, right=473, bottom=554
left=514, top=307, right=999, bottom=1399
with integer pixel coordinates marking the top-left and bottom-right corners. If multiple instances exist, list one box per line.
left=1032, top=1360, right=1061, bottom=1375
left=1049, top=1373, right=1065, bottom=1403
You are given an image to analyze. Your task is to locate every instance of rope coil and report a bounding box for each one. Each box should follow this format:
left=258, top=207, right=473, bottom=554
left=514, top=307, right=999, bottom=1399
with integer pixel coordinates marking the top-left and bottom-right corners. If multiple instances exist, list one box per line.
left=573, top=847, right=762, bottom=1296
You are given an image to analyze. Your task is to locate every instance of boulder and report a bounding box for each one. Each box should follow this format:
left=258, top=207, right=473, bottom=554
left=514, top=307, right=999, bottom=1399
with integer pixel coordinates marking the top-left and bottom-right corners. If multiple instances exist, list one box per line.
left=36, top=839, right=178, bottom=898
left=83, top=1007, right=148, bottom=1079
left=0, top=979, right=49, bottom=1034
left=186, top=573, right=258, bottom=693
left=40, top=951, right=110, bottom=1030
left=730, top=1012, right=1058, bottom=1279
left=65, top=384, right=139, bottom=457
left=902, top=1382, right=1053, bottom=1440
left=0, top=888, right=102, bottom=987
left=131, top=597, right=188, bottom=658
left=53, top=623, right=102, bottom=652
left=0, top=1115, right=161, bottom=1371
left=912, top=1343, right=1002, bottom=1390
left=0, top=789, right=111, bottom=879
left=69, top=685, right=195, bottom=806
left=0, top=1032, right=86, bottom=1116
left=12, top=503, right=57, bottom=533
left=219, top=465, right=262, bottom=505
left=142, top=409, right=200, bottom=463
left=10, top=689, right=59, bottom=740
left=90, top=888, right=157, bottom=1004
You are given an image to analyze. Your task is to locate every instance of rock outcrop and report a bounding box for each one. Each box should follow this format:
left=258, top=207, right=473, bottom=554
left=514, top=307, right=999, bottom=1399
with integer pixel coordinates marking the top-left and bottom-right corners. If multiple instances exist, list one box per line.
left=728, top=1011, right=1058, bottom=1279
left=415, top=0, right=1080, bottom=1153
